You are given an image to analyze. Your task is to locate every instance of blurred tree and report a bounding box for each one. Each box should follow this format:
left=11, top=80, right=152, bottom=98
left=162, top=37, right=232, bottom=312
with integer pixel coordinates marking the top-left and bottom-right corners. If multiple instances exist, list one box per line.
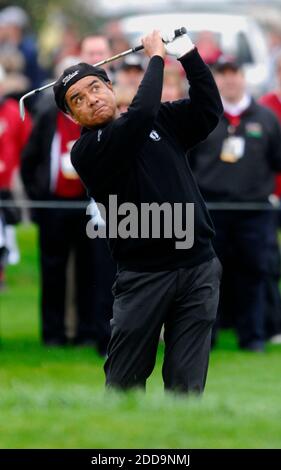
left=0, top=0, right=103, bottom=34
left=0, top=0, right=105, bottom=70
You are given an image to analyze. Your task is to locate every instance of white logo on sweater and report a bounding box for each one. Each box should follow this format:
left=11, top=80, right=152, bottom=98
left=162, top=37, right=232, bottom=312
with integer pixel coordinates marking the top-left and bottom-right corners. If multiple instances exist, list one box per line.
left=150, top=130, right=161, bottom=141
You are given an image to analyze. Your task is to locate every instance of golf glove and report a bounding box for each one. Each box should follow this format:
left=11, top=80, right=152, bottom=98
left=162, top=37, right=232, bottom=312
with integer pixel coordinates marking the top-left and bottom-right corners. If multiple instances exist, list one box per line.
left=164, top=31, right=195, bottom=58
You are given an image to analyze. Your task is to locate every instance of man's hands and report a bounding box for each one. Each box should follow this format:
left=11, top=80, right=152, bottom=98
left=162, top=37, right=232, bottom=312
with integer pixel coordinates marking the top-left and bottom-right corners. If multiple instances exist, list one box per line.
left=165, top=33, right=195, bottom=58
left=142, top=29, right=195, bottom=60
left=141, top=30, right=166, bottom=60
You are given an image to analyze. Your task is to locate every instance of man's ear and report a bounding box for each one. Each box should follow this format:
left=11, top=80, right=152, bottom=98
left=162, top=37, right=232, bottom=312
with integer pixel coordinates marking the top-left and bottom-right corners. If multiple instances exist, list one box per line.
left=106, top=81, right=114, bottom=92
left=64, top=112, right=79, bottom=124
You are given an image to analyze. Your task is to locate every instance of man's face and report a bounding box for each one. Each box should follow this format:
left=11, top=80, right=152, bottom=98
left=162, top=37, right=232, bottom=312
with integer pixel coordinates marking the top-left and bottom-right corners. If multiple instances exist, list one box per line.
left=65, top=75, right=117, bottom=128
left=214, top=68, right=246, bottom=102
left=80, top=37, right=111, bottom=70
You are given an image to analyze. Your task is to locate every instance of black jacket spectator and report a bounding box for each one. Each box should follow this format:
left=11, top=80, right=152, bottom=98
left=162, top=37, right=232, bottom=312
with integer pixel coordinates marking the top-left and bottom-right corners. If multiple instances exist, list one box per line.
left=190, top=99, right=281, bottom=201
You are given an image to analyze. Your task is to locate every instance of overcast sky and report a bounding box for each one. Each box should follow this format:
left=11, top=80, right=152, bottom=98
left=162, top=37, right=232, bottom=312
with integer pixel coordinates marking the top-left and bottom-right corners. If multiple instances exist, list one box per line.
left=92, top=0, right=280, bottom=16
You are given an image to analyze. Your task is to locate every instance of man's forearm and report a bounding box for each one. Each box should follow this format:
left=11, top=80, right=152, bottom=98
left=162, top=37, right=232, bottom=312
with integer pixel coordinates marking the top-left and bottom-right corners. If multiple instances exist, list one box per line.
left=179, top=48, right=223, bottom=119
left=127, top=55, right=164, bottom=122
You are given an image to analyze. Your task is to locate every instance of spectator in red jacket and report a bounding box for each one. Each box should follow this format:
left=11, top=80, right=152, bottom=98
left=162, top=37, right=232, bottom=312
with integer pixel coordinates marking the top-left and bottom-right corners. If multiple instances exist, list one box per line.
left=0, top=64, right=32, bottom=191
left=0, top=63, right=32, bottom=287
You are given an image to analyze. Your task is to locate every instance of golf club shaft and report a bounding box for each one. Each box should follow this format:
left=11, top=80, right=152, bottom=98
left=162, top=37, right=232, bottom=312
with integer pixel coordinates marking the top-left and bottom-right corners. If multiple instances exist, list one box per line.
left=19, top=46, right=141, bottom=120
left=19, top=27, right=187, bottom=120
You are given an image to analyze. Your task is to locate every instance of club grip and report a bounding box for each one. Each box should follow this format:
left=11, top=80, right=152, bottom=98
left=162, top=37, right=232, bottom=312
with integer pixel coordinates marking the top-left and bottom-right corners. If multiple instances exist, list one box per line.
left=133, top=27, right=186, bottom=53
left=174, top=27, right=187, bottom=38
left=133, top=45, right=144, bottom=52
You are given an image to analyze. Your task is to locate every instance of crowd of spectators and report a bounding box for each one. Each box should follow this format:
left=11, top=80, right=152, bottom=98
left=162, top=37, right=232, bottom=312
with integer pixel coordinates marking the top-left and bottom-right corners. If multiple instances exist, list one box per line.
left=1, top=4, right=281, bottom=353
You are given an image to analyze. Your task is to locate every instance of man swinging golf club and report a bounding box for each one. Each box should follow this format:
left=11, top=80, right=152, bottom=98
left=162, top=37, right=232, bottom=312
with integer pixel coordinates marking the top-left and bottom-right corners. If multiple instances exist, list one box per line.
left=53, top=29, right=223, bottom=393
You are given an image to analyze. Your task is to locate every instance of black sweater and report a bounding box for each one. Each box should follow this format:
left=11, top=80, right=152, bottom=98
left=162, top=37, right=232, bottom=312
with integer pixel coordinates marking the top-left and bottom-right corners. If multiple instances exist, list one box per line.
left=71, top=48, right=223, bottom=270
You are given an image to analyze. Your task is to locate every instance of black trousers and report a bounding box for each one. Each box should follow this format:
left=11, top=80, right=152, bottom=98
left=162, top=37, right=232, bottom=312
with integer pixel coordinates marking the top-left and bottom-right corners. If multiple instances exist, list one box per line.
left=104, top=257, right=221, bottom=393
left=210, top=210, right=273, bottom=349
left=264, top=212, right=281, bottom=339
left=38, top=208, right=116, bottom=349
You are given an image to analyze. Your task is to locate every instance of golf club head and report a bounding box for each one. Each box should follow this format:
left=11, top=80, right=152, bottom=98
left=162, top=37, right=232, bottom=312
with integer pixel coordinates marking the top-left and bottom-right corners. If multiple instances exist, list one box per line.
left=19, top=81, right=56, bottom=120
left=19, top=97, right=25, bottom=120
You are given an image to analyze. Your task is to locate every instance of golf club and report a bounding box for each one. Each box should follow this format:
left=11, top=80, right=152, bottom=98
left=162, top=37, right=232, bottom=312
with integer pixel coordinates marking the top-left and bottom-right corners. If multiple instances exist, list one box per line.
left=19, top=27, right=187, bottom=120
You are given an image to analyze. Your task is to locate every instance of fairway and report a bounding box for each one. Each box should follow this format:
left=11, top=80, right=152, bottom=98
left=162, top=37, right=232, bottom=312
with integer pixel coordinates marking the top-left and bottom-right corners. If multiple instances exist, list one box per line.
left=0, top=224, right=281, bottom=449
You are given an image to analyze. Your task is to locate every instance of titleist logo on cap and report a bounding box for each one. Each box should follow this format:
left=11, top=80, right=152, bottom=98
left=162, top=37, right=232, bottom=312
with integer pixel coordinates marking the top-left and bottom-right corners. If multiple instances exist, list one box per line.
left=62, top=70, right=79, bottom=86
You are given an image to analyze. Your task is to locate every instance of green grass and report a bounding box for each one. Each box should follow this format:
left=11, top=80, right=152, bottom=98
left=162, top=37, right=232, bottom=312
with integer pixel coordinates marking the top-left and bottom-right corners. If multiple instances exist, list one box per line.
left=1, top=224, right=281, bottom=449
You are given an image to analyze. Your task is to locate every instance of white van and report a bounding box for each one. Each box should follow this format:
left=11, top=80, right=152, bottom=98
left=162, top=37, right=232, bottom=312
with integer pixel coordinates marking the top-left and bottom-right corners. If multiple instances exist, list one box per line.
left=118, top=12, right=270, bottom=96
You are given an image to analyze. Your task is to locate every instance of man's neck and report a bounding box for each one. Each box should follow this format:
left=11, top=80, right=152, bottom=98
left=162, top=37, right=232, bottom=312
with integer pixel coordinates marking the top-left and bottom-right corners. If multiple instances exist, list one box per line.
left=222, top=93, right=251, bottom=116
